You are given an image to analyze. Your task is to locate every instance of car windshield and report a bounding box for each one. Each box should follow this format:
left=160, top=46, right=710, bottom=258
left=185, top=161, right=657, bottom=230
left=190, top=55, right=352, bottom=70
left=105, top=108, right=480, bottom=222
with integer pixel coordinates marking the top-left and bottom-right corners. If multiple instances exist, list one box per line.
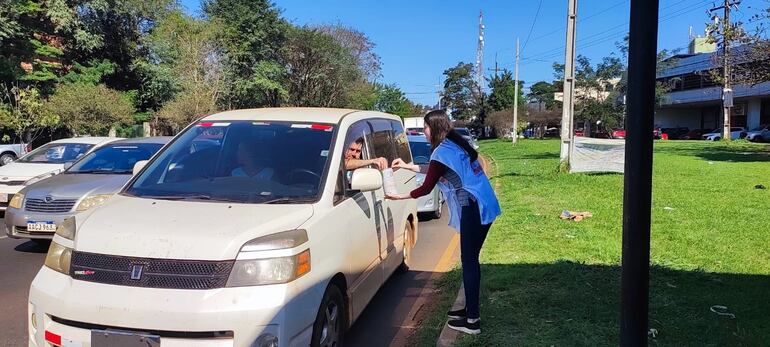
left=67, top=143, right=164, bottom=174
left=409, top=141, right=432, bottom=165
left=456, top=128, right=471, bottom=136
left=125, top=121, right=335, bottom=204
left=17, top=142, right=94, bottom=164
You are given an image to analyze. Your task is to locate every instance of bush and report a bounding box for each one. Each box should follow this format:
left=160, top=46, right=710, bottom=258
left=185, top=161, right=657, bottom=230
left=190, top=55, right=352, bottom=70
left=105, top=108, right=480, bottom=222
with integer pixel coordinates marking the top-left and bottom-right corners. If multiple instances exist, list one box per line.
left=42, top=83, right=134, bottom=136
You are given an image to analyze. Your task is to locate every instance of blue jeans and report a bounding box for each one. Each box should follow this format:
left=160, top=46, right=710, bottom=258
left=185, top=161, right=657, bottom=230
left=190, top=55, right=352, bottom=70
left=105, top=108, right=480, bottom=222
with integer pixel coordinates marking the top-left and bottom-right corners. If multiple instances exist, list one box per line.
left=460, top=199, right=491, bottom=320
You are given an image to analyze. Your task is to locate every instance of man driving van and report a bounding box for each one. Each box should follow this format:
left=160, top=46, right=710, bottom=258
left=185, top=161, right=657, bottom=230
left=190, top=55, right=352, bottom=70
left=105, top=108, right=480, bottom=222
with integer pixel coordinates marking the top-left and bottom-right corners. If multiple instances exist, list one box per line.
left=231, top=140, right=274, bottom=179
left=344, top=137, right=387, bottom=171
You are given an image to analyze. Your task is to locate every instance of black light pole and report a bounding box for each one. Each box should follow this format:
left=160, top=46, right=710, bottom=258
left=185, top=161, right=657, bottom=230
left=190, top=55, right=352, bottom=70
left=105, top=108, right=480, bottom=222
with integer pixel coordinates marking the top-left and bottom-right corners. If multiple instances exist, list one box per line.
left=621, top=0, right=659, bottom=346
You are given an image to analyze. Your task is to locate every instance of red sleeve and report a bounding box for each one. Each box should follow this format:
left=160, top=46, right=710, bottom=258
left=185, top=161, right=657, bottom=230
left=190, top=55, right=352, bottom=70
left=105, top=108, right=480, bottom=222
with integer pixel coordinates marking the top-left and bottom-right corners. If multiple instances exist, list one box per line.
left=410, top=160, right=446, bottom=198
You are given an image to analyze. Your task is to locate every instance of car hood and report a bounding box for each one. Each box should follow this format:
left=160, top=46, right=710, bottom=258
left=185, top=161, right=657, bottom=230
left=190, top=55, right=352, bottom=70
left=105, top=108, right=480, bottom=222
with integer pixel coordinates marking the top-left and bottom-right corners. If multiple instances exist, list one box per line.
left=22, top=173, right=130, bottom=200
left=0, top=162, right=63, bottom=182
left=746, top=130, right=765, bottom=135
left=74, top=195, right=315, bottom=260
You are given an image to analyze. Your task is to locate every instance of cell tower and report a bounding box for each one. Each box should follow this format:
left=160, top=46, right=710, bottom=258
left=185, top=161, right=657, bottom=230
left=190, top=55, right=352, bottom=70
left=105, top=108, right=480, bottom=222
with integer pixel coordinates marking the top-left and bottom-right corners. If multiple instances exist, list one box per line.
left=476, top=10, right=485, bottom=91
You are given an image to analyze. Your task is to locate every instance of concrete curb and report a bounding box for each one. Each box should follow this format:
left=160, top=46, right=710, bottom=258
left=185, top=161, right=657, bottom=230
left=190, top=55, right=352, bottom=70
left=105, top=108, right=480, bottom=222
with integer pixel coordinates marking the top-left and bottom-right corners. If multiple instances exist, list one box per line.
left=435, top=284, right=465, bottom=347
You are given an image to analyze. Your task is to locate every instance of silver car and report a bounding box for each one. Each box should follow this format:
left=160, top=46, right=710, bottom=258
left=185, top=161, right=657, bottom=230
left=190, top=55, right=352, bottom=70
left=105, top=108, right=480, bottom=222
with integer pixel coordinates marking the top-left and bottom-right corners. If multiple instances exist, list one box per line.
left=4, top=137, right=169, bottom=240
left=408, top=135, right=444, bottom=219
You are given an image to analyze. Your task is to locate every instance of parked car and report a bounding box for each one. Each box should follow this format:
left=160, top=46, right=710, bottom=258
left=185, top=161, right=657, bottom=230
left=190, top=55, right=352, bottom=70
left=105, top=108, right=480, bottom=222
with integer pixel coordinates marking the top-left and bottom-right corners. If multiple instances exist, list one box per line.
left=680, top=128, right=710, bottom=140
left=745, top=124, right=769, bottom=142
left=406, top=127, right=424, bottom=135
left=29, top=108, right=418, bottom=347
left=408, top=135, right=444, bottom=219
left=653, top=127, right=662, bottom=139
left=661, top=127, right=689, bottom=140
left=574, top=128, right=585, bottom=137
left=454, top=127, right=480, bottom=149
left=0, top=137, right=120, bottom=212
left=611, top=128, right=626, bottom=139
left=0, top=142, right=29, bottom=166
left=545, top=127, right=560, bottom=138
left=702, top=127, right=747, bottom=141
left=4, top=137, right=169, bottom=240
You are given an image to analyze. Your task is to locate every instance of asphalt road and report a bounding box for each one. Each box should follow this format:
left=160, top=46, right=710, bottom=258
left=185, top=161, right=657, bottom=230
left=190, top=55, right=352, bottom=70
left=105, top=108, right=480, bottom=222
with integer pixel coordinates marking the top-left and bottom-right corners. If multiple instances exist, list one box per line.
left=0, top=208, right=458, bottom=347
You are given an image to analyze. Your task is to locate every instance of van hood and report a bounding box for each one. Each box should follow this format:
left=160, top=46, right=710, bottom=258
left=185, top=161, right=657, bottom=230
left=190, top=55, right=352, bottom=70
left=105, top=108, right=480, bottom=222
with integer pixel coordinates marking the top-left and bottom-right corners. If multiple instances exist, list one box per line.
left=74, top=195, right=314, bottom=260
left=22, top=173, right=130, bottom=200
left=0, top=162, right=63, bottom=182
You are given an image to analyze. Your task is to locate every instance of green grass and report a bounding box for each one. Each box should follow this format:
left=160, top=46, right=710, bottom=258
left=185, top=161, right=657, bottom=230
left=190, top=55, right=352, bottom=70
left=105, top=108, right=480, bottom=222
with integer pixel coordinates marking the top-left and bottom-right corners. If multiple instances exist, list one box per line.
left=414, top=139, right=770, bottom=346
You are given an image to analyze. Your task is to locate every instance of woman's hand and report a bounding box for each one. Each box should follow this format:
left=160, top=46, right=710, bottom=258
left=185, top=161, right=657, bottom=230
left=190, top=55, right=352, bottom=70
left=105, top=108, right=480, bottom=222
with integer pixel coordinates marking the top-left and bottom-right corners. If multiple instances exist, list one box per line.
left=391, top=158, right=419, bottom=172
left=385, top=193, right=411, bottom=200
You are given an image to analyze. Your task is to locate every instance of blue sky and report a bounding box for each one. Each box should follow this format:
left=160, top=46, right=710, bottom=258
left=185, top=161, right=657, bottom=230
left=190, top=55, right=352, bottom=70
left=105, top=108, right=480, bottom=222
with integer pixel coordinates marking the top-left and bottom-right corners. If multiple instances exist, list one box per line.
left=180, top=0, right=763, bottom=106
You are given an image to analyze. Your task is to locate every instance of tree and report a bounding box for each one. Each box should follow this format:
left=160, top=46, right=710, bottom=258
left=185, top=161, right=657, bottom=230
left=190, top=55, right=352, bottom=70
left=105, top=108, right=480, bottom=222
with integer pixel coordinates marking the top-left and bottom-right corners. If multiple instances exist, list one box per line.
left=42, top=83, right=134, bottom=135
left=283, top=26, right=361, bottom=107
left=204, top=0, right=288, bottom=108
left=0, top=84, right=58, bottom=142
left=372, top=83, right=414, bottom=117
left=441, top=62, right=481, bottom=121
left=528, top=81, right=557, bottom=111
left=488, top=70, right=523, bottom=112
left=316, top=24, right=381, bottom=81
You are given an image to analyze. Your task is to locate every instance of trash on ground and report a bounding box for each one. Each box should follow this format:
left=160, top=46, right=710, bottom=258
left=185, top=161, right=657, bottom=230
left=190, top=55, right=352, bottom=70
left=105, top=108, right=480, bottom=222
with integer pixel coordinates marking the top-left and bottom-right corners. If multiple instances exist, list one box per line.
left=663, top=206, right=675, bottom=211
left=560, top=210, right=593, bottom=222
left=710, top=305, right=736, bottom=319
left=755, top=184, right=767, bottom=190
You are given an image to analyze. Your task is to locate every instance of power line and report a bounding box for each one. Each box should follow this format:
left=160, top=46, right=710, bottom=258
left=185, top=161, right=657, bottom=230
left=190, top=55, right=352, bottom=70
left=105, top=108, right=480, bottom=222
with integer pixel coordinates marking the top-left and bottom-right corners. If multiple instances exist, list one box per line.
left=520, top=0, right=544, bottom=55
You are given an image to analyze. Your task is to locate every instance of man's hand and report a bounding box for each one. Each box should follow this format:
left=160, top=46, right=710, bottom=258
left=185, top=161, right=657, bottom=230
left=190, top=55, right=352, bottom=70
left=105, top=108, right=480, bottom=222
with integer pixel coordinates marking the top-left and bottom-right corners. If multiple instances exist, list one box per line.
left=370, top=157, right=388, bottom=170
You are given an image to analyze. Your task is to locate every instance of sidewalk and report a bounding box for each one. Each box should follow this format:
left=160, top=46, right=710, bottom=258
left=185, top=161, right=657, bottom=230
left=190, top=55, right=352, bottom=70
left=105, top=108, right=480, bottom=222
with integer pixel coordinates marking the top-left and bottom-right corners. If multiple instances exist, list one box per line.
left=435, top=285, right=465, bottom=347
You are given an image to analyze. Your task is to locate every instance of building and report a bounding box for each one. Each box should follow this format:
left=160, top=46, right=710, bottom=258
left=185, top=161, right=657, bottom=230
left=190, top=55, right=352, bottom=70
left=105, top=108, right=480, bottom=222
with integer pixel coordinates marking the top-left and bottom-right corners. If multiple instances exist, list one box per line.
left=655, top=42, right=770, bottom=131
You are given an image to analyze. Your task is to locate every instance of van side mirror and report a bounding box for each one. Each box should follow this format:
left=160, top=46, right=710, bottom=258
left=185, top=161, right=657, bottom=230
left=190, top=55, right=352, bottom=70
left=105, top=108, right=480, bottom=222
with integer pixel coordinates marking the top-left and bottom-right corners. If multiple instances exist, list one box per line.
left=350, top=168, right=383, bottom=192
left=63, top=161, right=74, bottom=170
left=133, top=160, right=149, bottom=176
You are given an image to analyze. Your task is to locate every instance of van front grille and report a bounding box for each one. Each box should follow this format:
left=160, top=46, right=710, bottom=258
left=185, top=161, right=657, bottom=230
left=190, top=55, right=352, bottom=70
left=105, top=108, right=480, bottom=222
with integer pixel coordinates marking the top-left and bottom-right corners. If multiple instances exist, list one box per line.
left=70, top=251, right=234, bottom=290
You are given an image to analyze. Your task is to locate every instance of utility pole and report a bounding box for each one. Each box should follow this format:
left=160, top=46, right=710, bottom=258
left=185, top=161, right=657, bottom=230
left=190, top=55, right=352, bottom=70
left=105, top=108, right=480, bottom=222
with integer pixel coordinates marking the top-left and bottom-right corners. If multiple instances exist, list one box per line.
left=513, top=37, right=520, bottom=145
left=710, top=0, right=739, bottom=141
left=560, top=0, right=577, bottom=167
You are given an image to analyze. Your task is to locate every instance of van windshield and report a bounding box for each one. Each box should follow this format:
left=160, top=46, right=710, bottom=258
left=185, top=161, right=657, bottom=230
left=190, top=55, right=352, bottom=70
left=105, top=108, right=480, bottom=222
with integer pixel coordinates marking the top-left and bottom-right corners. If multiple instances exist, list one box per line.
left=125, top=121, right=335, bottom=204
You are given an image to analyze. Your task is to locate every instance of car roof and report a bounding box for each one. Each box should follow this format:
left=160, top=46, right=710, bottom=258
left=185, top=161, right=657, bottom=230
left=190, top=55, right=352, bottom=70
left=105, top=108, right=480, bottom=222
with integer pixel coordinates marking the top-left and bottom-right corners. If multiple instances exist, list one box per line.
left=203, top=107, right=399, bottom=124
left=407, top=135, right=429, bottom=143
left=49, top=137, right=122, bottom=145
left=108, top=137, right=172, bottom=145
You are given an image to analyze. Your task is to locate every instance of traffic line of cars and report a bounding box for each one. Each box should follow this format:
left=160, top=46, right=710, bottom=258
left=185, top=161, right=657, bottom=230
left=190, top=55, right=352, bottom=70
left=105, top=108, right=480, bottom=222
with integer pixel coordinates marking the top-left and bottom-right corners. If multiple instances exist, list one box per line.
left=12, top=108, right=429, bottom=347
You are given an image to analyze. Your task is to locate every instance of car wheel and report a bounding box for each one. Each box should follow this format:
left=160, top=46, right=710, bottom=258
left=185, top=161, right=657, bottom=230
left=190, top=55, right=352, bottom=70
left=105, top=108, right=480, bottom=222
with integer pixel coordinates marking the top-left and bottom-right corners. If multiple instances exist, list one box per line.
left=311, top=285, right=345, bottom=347
left=0, top=153, right=16, bottom=166
left=399, top=222, right=413, bottom=273
left=431, top=203, right=442, bottom=219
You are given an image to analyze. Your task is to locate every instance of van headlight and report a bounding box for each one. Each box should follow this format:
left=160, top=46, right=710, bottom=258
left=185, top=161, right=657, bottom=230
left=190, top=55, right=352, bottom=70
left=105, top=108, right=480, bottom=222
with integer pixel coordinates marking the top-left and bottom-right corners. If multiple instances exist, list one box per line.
left=55, top=217, right=76, bottom=240
left=76, top=194, right=112, bottom=212
left=44, top=241, right=72, bottom=275
left=226, top=230, right=311, bottom=287
left=8, top=193, right=24, bottom=209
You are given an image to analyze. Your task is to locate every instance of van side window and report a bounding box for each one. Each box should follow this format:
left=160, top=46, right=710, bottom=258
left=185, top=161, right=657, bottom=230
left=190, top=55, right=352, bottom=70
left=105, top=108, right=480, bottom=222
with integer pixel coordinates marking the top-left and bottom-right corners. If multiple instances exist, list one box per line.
left=342, top=120, right=374, bottom=189
left=368, top=119, right=398, bottom=165
left=391, top=120, right=413, bottom=164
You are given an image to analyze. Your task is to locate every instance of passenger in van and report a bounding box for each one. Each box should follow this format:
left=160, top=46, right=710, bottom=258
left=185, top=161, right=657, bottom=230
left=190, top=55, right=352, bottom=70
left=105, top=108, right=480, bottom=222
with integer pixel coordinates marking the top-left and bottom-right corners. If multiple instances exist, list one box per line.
left=231, top=140, right=274, bottom=179
left=344, top=137, right=387, bottom=171
left=387, top=110, right=501, bottom=336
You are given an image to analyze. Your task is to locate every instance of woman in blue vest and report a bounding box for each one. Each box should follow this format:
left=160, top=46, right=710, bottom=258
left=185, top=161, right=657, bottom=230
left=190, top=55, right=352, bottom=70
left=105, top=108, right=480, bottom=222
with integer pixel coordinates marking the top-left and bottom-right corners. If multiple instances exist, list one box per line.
left=388, top=110, right=501, bottom=335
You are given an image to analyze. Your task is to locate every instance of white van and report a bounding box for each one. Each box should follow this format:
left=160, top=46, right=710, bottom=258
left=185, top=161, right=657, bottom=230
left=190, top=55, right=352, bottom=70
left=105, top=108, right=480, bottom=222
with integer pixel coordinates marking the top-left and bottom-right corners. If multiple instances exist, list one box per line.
left=29, top=108, right=418, bottom=347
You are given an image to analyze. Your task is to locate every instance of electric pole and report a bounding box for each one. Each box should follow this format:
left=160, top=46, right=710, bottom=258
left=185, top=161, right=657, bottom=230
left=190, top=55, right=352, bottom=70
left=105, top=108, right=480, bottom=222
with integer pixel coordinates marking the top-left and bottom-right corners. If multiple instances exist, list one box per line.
left=560, top=0, right=577, bottom=167
left=710, top=0, right=739, bottom=141
left=513, top=37, right=520, bottom=145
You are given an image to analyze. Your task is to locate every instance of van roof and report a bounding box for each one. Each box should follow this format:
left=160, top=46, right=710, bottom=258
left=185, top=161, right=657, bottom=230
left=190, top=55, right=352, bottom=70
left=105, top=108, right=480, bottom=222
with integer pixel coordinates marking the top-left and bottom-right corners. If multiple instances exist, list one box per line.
left=204, top=107, right=397, bottom=124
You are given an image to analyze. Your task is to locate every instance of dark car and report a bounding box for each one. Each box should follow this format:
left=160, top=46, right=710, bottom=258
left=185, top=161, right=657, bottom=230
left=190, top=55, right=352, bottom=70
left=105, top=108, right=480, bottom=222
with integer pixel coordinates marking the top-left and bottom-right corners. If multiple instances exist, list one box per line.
left=680, top=128, right=709, bottom=140
left=662, top=127, right=689, bottom=140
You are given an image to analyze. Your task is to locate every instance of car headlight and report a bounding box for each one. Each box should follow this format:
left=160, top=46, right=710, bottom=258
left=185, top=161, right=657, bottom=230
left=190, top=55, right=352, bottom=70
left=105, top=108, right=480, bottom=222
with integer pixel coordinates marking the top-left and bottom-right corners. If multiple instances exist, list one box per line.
left=24, top=171, right=57, bottom=186
left=55, top=217, right=76, bottom=240
left=44, top=241, right=72, bottom=275
left=76, top=194, right=112, bottom=212
left=8, top=193, right=24, bottom=209
left=226, top=230, right=311, bottom=287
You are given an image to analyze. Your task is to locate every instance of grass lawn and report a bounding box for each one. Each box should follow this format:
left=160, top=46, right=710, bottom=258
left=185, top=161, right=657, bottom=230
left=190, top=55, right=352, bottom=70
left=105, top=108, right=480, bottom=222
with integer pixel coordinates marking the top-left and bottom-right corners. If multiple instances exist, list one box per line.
left=412, top=139, right=770, bottom=346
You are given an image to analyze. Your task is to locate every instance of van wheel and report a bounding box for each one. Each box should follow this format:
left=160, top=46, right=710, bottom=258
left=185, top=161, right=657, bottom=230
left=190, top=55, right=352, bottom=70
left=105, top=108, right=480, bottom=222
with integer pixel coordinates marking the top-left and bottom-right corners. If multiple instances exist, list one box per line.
left=399, top=222, right=412, bottom=272
left=311, top=285, right=345, bottom=347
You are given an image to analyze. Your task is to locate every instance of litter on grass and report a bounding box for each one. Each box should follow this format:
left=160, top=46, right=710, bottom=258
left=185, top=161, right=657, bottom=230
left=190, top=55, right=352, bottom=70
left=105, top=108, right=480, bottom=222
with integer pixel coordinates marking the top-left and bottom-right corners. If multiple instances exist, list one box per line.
left=755, top=184, right=767, bottom=190
left=560, top=210, right=593, bottom=222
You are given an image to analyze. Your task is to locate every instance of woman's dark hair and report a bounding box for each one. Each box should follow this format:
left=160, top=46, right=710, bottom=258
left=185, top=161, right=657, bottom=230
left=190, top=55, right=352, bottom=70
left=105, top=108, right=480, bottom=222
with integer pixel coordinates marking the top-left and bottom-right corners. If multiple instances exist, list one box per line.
left=423, top=109, right=478, bottom=162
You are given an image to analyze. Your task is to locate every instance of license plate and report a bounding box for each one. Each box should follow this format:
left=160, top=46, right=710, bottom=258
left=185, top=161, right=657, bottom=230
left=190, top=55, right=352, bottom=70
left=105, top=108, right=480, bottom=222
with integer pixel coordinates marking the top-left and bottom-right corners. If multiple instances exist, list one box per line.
left=91, top=330, right=160, bottom=347
left=0, top=193, right=7, bottom=203
left=27, top=221, right=56, bottom=232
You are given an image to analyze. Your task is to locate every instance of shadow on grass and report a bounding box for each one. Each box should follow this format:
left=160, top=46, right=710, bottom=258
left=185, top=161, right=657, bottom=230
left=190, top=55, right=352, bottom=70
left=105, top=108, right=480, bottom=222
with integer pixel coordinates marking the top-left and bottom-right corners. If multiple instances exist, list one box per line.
left=655, top=143, right=770, bottom=163
left=450, top=261, right=769, bottom=347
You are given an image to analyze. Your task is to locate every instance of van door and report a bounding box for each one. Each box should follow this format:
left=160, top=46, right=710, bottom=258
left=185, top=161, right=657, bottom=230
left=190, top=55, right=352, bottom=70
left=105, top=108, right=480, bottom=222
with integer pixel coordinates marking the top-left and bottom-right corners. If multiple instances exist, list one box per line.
left=338, top=120, right=385, bottom=318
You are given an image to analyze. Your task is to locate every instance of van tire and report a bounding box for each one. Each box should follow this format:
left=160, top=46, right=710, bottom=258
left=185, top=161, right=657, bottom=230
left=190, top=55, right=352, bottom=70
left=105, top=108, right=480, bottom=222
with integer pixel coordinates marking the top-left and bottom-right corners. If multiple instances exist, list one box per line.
left=399, top=222, right=412, bottom=273
left=311, top=284, right=345, bottom=347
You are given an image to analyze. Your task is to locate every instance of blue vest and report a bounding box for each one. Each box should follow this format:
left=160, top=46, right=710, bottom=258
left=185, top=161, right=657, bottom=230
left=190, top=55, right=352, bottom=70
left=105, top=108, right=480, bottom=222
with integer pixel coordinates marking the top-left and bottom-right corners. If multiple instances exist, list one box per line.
left=430, top=139, right=501, bottom=232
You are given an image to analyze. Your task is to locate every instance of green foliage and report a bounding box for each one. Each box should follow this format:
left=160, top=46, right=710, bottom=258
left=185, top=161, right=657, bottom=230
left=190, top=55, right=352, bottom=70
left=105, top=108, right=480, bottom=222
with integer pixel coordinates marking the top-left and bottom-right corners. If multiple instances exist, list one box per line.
left=487, top=70, right=523, bottom=112
left=60, top=60, right=117, bottom=85
left=42, top=83, right=134, bottom=135
left=0, top=85, right=58, bottom=138
left=528, top=81, right=558, bottom=110
left=442, top=62, right=481, bottom=121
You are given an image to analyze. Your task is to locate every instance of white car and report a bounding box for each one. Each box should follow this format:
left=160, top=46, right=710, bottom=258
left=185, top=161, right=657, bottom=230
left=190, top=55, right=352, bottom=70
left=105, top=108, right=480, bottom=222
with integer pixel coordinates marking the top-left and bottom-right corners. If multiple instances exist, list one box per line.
left=29, top=108, right=418, bottom=347
left=745, top=125, right=769, bottom=142
left=0, top=137, right=121, bottom=212
left=702, top=127, right=747, bottom=141
left=408, top=135, right=444, bottom=219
